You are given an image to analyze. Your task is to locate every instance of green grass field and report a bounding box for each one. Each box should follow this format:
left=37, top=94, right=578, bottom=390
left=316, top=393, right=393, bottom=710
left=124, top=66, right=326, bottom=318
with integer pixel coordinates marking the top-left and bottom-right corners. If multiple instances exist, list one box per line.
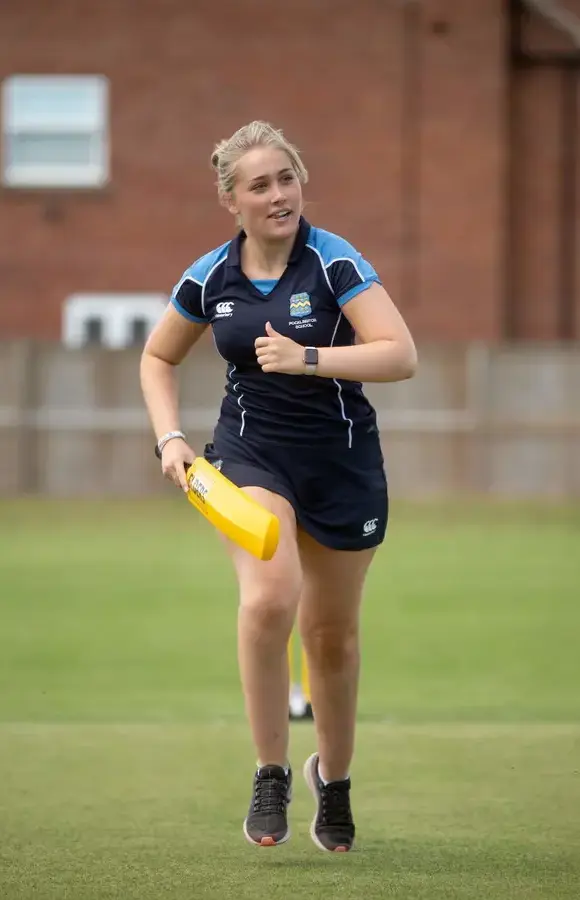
left=0, top=497, right=579, bottom=899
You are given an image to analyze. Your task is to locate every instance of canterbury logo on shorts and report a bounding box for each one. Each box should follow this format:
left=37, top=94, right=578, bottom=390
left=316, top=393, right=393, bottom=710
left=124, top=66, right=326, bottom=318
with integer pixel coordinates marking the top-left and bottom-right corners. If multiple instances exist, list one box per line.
left=363, top=518, right=379, bottom=536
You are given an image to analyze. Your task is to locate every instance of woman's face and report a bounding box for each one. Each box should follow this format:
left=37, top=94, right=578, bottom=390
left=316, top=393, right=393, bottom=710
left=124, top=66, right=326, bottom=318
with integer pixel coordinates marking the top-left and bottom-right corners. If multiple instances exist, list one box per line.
left=227, top=145, right=303, bottom=241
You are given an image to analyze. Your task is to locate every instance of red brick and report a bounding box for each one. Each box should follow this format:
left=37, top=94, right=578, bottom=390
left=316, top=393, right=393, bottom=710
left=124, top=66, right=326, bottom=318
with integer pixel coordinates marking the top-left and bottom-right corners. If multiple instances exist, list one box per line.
left=0, top=0, right=578, bottom=342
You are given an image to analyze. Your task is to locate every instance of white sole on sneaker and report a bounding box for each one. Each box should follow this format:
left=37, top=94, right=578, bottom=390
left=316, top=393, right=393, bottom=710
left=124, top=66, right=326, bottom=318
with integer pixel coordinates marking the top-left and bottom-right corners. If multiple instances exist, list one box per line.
left=303, top=753, right=334, bottom=852
left=303, top=752, right=353, bottom=853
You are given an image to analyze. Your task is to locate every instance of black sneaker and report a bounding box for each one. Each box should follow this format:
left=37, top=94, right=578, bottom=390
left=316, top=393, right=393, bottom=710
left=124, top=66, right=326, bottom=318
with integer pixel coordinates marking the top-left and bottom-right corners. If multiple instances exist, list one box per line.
left=243, top=764, right=292, bottom=847
left=303, top=753, right=355, bottom=852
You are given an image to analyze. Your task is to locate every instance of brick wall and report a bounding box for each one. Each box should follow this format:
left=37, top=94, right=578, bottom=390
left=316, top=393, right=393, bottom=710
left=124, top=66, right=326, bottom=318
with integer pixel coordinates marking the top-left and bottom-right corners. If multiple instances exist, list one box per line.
left=0, top=0, right=578, bottom=342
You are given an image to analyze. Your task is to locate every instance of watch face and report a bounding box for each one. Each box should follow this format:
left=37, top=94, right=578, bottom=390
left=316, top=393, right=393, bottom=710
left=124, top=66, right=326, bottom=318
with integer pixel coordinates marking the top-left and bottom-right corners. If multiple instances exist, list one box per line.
left=304, top=347, right=318, bottom=365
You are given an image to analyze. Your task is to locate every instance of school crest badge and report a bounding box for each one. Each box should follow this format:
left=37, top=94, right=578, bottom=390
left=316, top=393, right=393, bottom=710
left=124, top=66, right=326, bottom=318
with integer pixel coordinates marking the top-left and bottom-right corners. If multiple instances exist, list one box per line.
left=289, top=293, right=312, bottom=318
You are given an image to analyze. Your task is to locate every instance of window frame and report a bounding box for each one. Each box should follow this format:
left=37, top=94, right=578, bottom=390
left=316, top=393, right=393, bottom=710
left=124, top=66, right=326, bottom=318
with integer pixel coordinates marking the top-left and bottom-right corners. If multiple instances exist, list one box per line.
left=62, top=294, right=168, bottom=350
left=1, top=74, right=110, bottom=189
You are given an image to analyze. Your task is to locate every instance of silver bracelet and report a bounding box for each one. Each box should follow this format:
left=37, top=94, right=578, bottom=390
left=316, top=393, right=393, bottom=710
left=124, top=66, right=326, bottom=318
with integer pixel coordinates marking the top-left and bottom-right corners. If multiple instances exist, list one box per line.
left=157, top=430, right=187, bottom=455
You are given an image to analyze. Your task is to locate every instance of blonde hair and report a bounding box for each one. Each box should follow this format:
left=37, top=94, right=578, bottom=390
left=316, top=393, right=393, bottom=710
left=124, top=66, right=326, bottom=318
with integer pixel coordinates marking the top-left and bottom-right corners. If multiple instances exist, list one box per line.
left=210, top=120, right=309, bottom=198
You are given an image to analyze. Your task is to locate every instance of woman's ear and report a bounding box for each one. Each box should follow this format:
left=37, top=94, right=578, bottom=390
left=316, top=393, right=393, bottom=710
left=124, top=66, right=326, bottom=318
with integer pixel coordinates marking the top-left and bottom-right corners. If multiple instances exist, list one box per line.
left=220, top=191, right=238, bottom=216
left=220, top=192, right=242, bottom=229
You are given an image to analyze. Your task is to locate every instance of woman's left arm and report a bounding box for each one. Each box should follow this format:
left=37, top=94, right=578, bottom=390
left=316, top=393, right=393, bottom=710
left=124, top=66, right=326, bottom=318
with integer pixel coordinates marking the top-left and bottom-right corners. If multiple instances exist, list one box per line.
left=316, top=283, right=417, bottom=383
left=254, top=283, right=418, bottom=382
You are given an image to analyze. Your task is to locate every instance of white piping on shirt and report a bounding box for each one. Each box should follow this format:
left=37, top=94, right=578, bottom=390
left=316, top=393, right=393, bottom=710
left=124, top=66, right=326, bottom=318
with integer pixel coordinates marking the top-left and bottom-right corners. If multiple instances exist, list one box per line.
left=308, top=245, right=357, bottom=449
left=329, top=313, right=354, bottom=449
left=201, top=258, right=227, bottom=317
left=324, top=255, right=365, bottom=282
left=228, top=364, right=247, bottom=437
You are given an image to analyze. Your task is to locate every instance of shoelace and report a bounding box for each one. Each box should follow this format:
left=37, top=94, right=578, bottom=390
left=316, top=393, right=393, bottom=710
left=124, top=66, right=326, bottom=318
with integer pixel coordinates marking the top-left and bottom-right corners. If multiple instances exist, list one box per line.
left=319, top=782, right=353, bottom=827
left=253, top=776, right=288, bottom=815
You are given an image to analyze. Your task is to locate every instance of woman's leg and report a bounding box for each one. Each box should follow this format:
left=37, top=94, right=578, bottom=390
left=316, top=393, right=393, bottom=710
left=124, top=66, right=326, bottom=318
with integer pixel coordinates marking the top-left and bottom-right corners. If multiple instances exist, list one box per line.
left=223, top=487, right=302, bottom=845
left=298, top=532, right=375, bottom=781
left=227, top=488, right=301, bottom=767
left=297, top=531, right=376, bottom=851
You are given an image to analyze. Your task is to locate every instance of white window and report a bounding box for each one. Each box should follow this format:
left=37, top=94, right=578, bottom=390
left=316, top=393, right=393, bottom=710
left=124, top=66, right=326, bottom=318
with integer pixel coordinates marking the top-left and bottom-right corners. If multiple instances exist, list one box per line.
left=2, top=75, right=109, bottom=188
left=62, top=294, right=167, bottom=349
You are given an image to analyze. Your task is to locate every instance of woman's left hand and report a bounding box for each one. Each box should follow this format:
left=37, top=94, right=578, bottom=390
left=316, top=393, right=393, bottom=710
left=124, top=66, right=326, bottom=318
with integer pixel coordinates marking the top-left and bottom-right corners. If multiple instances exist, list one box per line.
left=255, top=322, right=305, bottom=375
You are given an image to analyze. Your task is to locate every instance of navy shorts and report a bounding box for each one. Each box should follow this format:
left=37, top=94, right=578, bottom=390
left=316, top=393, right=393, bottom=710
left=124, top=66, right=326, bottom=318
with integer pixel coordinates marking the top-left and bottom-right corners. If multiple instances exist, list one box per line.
left=203, top=426, right=388, bottom=552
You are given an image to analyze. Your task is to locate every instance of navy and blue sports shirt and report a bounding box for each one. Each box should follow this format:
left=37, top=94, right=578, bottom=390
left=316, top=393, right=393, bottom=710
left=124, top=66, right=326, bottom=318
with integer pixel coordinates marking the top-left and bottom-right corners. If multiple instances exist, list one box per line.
left=171, top=216, right=382, bottom=447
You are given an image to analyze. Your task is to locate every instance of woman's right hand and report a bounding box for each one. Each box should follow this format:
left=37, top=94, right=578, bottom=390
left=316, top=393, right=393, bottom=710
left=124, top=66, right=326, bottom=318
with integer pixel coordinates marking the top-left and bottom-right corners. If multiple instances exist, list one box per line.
left=161, top=438, right=196, bottom=493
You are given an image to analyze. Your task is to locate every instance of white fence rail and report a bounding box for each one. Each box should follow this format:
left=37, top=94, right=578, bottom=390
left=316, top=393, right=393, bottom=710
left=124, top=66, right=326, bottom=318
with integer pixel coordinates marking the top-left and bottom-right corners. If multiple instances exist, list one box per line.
left=1, top=340, right=579, bottom=498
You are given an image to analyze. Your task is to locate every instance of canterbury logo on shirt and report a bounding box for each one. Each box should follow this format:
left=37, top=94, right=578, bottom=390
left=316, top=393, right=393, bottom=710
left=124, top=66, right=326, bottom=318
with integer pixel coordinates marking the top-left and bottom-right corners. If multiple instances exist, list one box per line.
left=215, top=301, right=234, bottom=317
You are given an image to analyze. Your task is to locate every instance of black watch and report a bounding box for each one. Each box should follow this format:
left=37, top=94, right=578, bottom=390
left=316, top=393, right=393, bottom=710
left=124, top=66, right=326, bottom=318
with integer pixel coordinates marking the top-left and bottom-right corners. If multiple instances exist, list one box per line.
left=303, top=346, right=318, bottom=375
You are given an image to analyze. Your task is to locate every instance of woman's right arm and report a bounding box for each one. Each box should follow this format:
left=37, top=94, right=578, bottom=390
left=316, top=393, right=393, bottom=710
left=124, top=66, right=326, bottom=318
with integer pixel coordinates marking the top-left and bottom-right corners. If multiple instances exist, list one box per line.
left=140, top=305, right=208, bottom=491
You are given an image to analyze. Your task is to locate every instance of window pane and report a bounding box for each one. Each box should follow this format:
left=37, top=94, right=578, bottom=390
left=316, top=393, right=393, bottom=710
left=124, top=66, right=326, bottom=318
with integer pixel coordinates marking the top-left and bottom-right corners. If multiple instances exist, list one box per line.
left=7, top=132, right=94, bottom=166
left=83, top=318, right=103, bottom=345
left=4, top=75, right=107, bottom=129
left=129, top=319, right=149, bottom=346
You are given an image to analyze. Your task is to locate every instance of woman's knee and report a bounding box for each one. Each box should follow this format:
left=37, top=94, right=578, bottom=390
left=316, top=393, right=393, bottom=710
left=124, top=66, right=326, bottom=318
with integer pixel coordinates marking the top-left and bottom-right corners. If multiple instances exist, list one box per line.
left=230, top=487, right=302, bottom=638
left=241, top=586, right=296, bottom=631
left=301, top=619, right=360, bottom=671
left=239, top=564, right=302, bottom=639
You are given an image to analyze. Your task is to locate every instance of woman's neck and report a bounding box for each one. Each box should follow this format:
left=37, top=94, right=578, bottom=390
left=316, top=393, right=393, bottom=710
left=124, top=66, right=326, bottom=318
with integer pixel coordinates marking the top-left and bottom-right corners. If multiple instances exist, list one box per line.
left=241, top=233, right=296, bottom=280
